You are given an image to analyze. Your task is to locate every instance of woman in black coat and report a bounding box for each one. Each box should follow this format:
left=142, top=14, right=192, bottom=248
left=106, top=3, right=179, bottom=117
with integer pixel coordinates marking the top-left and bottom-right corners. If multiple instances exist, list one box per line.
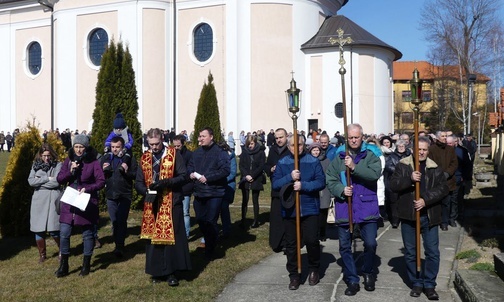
left=239, top=135, right=266, bottom=228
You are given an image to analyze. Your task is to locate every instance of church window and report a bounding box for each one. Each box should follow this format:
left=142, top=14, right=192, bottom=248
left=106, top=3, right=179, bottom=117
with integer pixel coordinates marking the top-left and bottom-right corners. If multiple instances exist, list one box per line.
left=193, top=23, right=213, bottom=62
left=28, top=42, right=42, bottom=75
left=88, top=28, right=108, bottom=66
left=334, top=102, right=344, bottom=118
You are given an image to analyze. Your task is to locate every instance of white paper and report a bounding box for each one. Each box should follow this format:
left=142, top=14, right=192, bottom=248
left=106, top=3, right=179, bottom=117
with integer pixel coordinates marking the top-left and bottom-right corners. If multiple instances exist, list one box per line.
left=60, top=186, right=91, bottom=211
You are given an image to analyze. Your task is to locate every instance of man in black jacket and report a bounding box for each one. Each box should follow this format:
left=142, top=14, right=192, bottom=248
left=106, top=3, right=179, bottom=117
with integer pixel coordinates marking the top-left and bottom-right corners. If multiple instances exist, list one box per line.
left=188, top=127, right=230, bottom=260
left=263, top=128, right=290, bottom=252
left=101, top=136, right=138, bottom=257
left=389, top=136, right=448, bottom=300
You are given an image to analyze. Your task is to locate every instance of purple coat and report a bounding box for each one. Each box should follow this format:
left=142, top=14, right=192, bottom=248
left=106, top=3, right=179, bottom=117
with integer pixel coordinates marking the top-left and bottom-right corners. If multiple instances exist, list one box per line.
left=57, top=147, right=105, bottom=225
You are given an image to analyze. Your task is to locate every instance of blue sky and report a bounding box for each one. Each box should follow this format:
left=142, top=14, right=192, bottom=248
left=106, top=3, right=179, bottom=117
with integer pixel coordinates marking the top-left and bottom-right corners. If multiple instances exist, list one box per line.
left=339, top=1, right=428, bottom=61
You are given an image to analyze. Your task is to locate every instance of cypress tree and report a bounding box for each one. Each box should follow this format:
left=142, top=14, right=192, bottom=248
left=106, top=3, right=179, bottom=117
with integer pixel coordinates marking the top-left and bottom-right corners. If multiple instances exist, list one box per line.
left=192, top=72, right=223, bottom=148
left=90, top=39, right=142, bottom=209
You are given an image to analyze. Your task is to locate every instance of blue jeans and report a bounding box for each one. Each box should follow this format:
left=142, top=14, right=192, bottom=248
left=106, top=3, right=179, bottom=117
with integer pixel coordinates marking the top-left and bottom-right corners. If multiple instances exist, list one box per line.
left=194, top=197, right=222, bottom=257
left=35, top=231, right=59, bottom=241
left=60, top=223, right=94, bottom=256
left=338, top=222, right=378, bottom=284
left=183, top=195, right=191, bottom=237
left=401, top=216, right=440, bottom=288
left=107, top=198, right=131, bottom=247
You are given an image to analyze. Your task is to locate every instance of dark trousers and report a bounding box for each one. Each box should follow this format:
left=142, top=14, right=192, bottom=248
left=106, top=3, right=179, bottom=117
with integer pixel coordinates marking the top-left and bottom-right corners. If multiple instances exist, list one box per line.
left=194, top=196, right=222, bottom=257
left=60, top=223, right=94, bottom=256
left=284, top=215, right=320, bottom=278
left=441, top=190, right=455, bottom=225
left=107, top=198, right=131, bottom=247
left=241, top=189, right=260, bottom=223
left=338, top=222, right=377, bottom=284
left=401, top=216, right=440, bottom=288
left=319, top=208, right=328, bottom=238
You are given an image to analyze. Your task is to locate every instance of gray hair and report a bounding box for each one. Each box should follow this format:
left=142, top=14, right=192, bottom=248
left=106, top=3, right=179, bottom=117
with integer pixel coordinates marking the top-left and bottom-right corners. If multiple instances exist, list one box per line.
left=418, top=136, right=431, bottom=146
left=287, top=134, right=305, bottom=146
left=395, top=139, right=407, bottom=147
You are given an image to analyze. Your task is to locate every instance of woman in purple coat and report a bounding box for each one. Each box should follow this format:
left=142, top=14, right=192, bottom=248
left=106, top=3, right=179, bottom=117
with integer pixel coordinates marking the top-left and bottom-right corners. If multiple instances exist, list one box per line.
left=55, top=134, right=105, bottom=278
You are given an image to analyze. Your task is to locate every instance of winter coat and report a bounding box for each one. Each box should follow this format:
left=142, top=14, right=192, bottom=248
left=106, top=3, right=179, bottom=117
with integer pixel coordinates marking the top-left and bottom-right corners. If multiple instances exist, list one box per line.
left=239, top=144, right=266, bottom=191
left=272, top=152, right=325, bottom=218
left=428, top=141, right=458, bottom=191
left=317, top=153, right=331, bottom=209
left=325, top=142, right=382, bottom=225
left=100, top=153, right=137, bottom=201
left=224, top=151, right=237, bottom=203
left=178, top=145, right=194, bottom=196
left=389, top=155, right=448, bottom=226
left=57, top=147, right=105, bottom=226
left=28, top=161, right=62, bottom=232
left=454, top=145, right=472, bottom=184
left=0, top=133, right=4, bottom=144
left=188, top=142, right=230, bottom=198
left=264, top=143, right=290, bottom=197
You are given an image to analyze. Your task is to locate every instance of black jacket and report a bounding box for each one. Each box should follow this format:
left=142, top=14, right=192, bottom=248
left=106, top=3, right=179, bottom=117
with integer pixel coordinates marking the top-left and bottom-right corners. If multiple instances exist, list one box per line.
left=263, top=143, right=290, bottom=197
left=389, top=156, right=448, bottom=226
left=100, top=153, right=138, bottom=201
left=178, top=145, right=194, bottom=196
left=239, top=144, right=266, bottom=191
left=188, top=142, right=230, bottom=198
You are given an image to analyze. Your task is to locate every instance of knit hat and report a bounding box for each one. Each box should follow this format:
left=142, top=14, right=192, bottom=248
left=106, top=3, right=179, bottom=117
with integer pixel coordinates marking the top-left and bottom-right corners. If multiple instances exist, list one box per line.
left=73, top=134, right=89, bottom=148
left=113, top=113, right=126, bottom=129
left=308, top=142, right=322, bottom=152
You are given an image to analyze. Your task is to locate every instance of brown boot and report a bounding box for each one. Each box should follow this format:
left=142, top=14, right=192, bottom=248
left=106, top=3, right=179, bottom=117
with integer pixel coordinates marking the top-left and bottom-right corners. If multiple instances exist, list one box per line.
left=53, top=237, right=61, bottom=261
left=36, top=239, right=46, bottom=263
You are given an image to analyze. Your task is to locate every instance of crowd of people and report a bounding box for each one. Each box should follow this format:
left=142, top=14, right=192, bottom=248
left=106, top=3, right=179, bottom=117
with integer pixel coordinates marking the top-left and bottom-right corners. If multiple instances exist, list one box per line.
left=25, top=117, right=479, bottom=300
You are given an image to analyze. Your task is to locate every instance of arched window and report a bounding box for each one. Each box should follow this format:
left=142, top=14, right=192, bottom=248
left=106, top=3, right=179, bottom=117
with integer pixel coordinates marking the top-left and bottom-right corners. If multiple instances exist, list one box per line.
left=193, top=23, right=213, bottom=62
left=28, top=42, right=42, bottom=75
left=88, top=28, right=108, bottom=66
left=335, top=102, right=344, bottom=118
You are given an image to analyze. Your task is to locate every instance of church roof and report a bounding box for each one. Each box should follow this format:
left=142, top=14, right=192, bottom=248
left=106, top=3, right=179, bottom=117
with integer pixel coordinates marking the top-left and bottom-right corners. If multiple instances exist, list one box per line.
left=301, top=15, right=402, bottom=61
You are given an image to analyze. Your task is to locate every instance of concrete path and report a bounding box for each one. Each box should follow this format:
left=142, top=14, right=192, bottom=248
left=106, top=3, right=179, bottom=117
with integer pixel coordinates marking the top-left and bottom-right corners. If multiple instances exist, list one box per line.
left=216, top=221, right=462, bottom=302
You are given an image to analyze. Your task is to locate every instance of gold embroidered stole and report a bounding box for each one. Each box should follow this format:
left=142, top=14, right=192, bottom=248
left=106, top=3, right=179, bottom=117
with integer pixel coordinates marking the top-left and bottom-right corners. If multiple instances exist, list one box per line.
left=140, top=147, right=176, bottom=245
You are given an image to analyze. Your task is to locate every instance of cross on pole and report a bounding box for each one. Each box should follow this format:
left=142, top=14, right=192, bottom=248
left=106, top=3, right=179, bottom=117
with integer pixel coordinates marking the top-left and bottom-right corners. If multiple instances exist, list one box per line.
left=328, top=28, right=353, bottom=74
left=328, top=28, right=354, bottom=233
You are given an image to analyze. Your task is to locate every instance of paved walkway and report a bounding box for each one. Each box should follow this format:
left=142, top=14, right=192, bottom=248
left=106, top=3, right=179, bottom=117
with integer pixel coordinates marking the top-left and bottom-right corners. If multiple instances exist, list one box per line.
left=216, top=221, right=462, bottom=302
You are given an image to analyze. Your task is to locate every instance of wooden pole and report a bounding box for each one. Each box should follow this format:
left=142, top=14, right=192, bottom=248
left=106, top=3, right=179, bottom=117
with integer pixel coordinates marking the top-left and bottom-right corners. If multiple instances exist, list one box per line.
left=413, top=106, right=421, bottom=272
left=292, top=117, right=302, bottom=274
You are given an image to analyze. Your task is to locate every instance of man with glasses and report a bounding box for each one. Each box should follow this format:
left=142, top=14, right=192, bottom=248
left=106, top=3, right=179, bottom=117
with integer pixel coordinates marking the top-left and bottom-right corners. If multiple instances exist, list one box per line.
left=326, top=123, right=382, bottom=296
left=135, top=128, right=191, bottom=285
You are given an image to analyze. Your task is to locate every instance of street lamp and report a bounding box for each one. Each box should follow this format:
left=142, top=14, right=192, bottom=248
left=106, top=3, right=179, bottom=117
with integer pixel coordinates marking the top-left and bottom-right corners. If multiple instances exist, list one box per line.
left=285, top=74, right=301, bottom=274
left=410, top=68, right=423, bottom=273
left=38, top=0, right=58, bottom=130
left=467, top=74, right=477, bottom=135
left=473, top=112, right=481, bottom=155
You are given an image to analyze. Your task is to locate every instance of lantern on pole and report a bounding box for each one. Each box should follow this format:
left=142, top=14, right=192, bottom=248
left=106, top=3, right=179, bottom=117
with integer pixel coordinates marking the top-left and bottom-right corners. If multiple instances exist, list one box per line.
left=285, top=73, right=302, bottom=274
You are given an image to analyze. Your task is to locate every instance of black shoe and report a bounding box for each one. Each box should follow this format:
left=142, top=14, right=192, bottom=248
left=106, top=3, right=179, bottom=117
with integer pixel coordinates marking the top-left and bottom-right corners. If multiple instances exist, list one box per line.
left=345, top=283, right=360, bottom=296
left=440, top=224, right=448, bottom=231
left=308, top=271, right=319, bottom=286
left=79, top=255, right=91, bottom=276
left=251, top=221, right=259, bottom=228
left=151, top=276, right=167, bottom=283
left=449, top=221, right=457, bottom=227
left=410, top=286, right=423, bottom=297
left=363, top=273, right=375, bottom=291
left=424, top=287, right=439, bottom=300
left=289, top=277, right=300, bottom=290
left=167, top=274, right=179, bottom=286
left=55, top=254, right=69, bottom=278
left=113, top=247, right=124, bottom=258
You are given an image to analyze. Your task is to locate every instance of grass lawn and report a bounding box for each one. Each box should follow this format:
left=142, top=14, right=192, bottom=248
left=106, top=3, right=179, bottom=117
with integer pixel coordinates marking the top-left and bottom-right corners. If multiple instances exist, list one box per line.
left=0, top=151, right=275, bottom=301
left=0, top=152, right=10, bottom=185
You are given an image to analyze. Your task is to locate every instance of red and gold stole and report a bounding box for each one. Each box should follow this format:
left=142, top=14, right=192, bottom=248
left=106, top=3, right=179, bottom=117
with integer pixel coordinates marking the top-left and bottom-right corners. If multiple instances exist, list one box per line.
left=140, top=147, right=176, bottom=245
